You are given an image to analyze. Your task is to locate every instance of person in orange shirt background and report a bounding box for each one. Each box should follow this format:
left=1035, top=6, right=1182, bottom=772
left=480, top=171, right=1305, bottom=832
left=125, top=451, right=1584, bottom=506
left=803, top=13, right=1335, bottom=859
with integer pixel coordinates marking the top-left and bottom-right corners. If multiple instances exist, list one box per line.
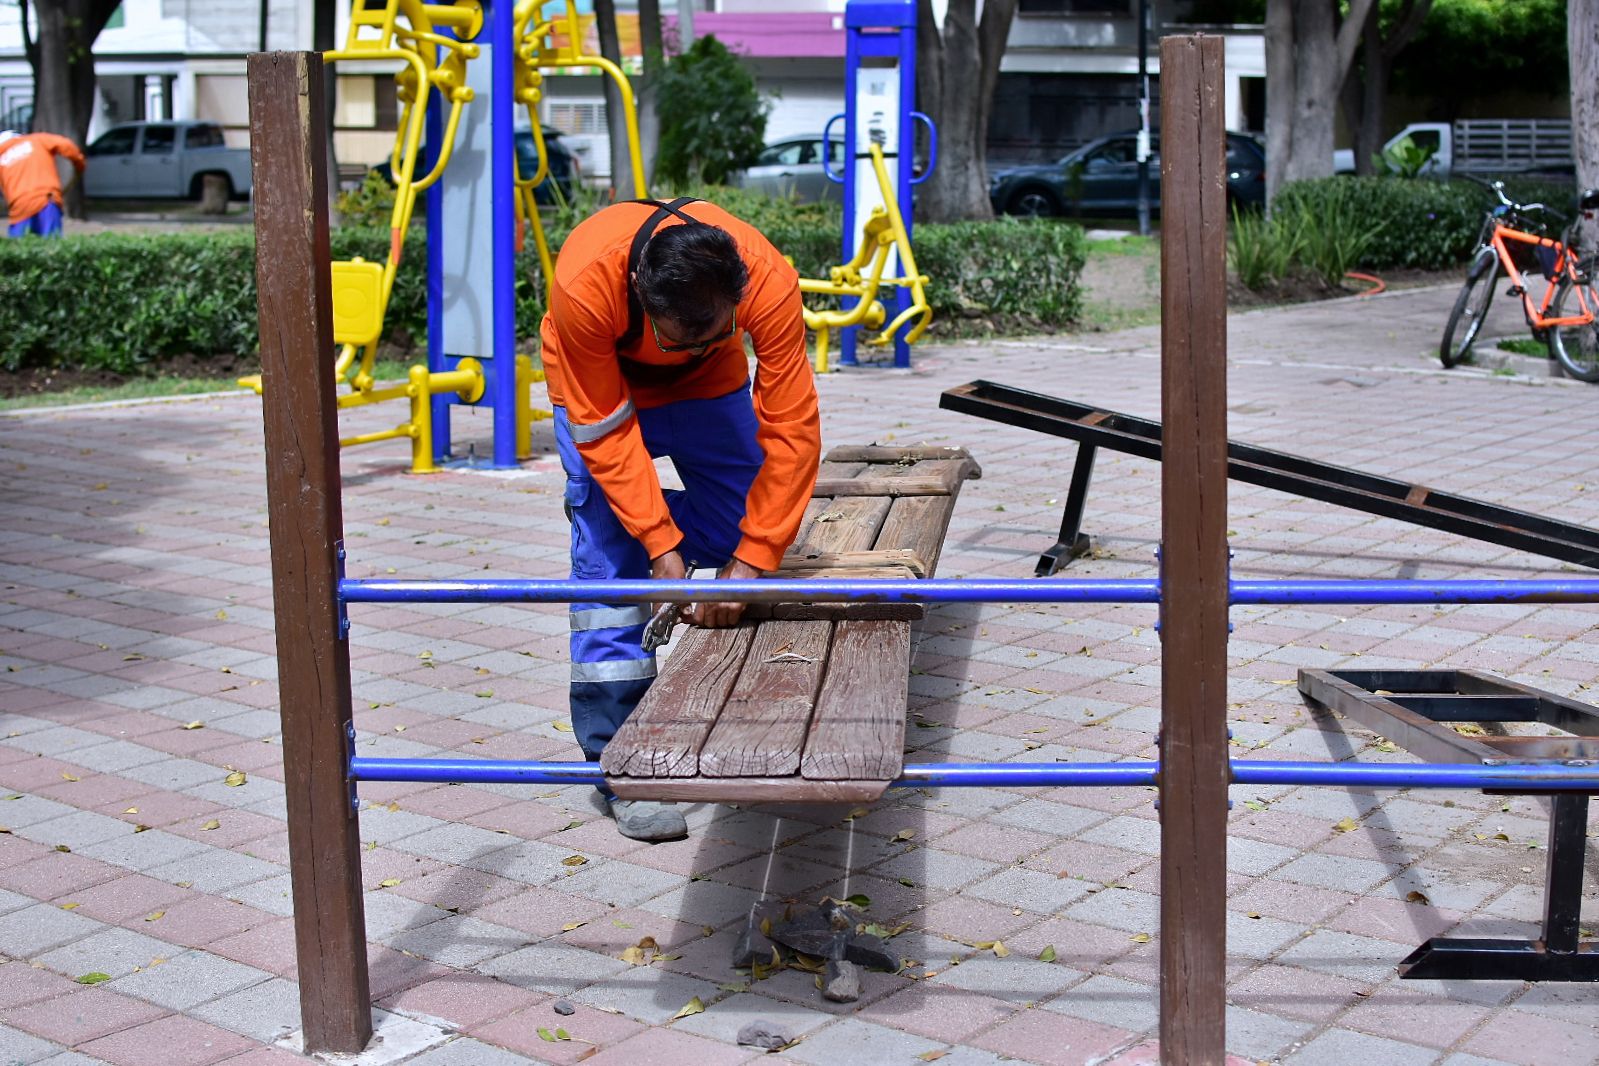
left=0, top=129, right=85, bottom=238
left=543, top=195, right=821, bottom=841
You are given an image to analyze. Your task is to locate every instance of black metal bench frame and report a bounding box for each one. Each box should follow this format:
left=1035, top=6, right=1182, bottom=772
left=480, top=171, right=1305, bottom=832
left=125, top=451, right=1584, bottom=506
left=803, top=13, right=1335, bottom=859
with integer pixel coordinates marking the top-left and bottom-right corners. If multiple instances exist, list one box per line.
left=1299, top=668, right=1599, bottom=982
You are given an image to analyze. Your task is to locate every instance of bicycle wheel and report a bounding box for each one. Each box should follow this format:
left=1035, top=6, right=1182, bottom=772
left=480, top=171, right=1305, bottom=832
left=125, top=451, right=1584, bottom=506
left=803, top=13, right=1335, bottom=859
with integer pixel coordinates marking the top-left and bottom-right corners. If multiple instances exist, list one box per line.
left=1547, top=264, right=1599, bottom=382
left=1440, top=248, right=1498, bottom=367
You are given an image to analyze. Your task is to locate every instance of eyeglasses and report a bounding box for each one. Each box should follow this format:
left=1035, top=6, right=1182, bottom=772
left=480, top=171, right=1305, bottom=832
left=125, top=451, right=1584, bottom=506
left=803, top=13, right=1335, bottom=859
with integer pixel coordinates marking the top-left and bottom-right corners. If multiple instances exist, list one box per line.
left=651, top=310, right=737, bottom=355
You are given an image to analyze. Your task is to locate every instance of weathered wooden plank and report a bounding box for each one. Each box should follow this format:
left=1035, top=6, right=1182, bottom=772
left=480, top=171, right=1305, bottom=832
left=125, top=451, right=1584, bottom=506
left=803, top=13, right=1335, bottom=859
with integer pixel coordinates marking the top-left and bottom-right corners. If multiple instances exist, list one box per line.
left=606, top=776, right=893, bottom=803
left=816, top=460, right=866, bottom=481
left=778, top=548, right=928, bottom=576
left=698, top=621, right=832, bottom=777
left=1157, top=34, right=1230, bottom=1065
left=792, top=495, right=893, bottom=556
left=600, top=625, right=755, bottom=778
left=811, top=475, right=952, bottom=497
left=248, top=52, right=372, bottom=1056
left=746, top=602, right=925, bottom=622
left=875, top=496, right=959, bottom=577
left=825, top=445, right=978, bottom=466
left=802, top=620, right=910, bottom=781
left=887, top=457, right=981, bottom=493
left=766, top=566, right=921, bottom=581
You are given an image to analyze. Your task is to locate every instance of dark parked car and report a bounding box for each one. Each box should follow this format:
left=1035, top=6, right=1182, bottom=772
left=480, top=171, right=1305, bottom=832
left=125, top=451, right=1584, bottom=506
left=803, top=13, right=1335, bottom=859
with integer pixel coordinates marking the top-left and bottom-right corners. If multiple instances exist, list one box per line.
left=990, top=130, right=1266, bottom=218
left=370, top=125, right=578, bottom=204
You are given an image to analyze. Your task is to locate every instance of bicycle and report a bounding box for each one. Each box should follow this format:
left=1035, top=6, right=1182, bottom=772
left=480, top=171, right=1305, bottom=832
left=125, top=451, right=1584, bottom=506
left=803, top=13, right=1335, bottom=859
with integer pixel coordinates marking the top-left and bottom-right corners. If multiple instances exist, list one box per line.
left=1439, top=179, right=1599, bottom=381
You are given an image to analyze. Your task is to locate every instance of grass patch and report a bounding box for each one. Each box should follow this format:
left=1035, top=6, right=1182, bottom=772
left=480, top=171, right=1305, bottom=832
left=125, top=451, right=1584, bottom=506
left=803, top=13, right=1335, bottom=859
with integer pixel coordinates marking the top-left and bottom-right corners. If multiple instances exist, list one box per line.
left=1495, top=337, right=1547, bottom=357
left=1083, top=233, right=1158, bottom=256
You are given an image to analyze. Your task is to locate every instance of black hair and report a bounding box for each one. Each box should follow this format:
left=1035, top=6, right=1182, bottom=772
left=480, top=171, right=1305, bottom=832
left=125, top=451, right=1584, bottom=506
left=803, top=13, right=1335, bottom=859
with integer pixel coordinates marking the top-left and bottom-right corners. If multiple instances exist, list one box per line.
left=635, top=222, right=749, bottom=336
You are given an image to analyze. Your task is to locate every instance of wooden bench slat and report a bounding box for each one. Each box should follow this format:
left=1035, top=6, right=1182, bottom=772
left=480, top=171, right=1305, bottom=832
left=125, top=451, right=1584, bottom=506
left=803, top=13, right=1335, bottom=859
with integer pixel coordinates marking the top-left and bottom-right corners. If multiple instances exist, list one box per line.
left=802, top=619, right=909, bottom=782
left=792, top=496, right=892, bottom=556
left=824, top=445, right=977, bottom=464
left=697, top=620, right=831, bottom=777
left=778, top=549, right=928, bottom=576
left=598, top=625, right=754, bottom=778
left=811, top=475, right=952, bottom=497
left=875, top=495, right=959, bottom=576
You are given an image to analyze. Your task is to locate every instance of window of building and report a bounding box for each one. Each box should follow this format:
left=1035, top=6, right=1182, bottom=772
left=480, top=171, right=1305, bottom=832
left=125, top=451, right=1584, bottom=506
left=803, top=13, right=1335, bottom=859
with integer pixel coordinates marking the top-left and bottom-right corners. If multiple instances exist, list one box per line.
left=1020, top=0, right=1131, bottom=12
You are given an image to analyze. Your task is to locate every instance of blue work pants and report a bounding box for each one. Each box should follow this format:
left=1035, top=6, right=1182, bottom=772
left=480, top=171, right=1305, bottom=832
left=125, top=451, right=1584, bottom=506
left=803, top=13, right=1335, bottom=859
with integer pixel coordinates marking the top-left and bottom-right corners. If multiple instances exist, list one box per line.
left=554, top=387, right=763, bottom=772
left=7, top=202, right=63, bottom=238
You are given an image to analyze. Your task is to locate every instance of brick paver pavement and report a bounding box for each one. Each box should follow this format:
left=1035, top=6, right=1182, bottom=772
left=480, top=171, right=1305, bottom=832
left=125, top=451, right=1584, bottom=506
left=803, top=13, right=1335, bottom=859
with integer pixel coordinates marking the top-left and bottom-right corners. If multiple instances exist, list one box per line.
left=3, top=282, right=1597, bottom=1065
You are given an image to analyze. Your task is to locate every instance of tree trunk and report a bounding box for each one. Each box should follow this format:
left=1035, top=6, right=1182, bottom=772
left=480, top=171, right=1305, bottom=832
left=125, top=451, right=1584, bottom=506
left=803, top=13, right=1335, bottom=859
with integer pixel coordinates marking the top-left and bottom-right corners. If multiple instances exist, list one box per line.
left=915, top=0, right=1016, bottom=222
left=27, top=0, right=119, bottom=219
left=594, top=0, right=634, bottom=200
left=1572, top=0, right=1599, bottom=250
left=638, top=0, right=663, bottom=186
left=1343, top=0, right=1432, bottom=177
left=1265, top=0, right=1376, bottom=208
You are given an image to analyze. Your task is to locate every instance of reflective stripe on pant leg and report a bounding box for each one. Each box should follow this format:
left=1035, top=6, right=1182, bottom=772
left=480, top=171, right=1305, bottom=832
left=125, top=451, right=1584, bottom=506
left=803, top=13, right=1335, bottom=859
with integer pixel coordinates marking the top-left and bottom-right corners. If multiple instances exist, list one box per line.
left=555, top=406, right=656, bottom=763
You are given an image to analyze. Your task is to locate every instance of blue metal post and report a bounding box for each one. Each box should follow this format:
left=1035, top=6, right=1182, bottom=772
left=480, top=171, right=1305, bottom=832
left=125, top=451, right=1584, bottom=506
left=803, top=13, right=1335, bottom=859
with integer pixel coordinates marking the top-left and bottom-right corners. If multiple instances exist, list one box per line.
left=839, top=11, right=860, bottom=367
left=892, top=10, right=915, bottom=369
left=426, top=81, right=449, bottom=459
left=490, top=0, right=519, bottom=468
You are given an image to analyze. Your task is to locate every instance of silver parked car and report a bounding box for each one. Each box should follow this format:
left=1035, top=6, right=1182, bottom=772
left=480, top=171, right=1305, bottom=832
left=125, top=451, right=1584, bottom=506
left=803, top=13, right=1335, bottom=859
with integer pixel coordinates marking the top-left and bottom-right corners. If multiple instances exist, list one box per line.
left=732, top=134, right=844, bottom=203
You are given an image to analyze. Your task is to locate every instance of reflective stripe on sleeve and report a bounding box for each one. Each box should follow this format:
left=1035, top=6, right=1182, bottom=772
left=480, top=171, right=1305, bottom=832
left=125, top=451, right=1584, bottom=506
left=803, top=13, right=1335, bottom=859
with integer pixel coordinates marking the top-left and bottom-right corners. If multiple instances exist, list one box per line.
left=570, top=657, right=657, bottom=683
left=567, top=398, right=636, bottom=444
left=569, top=606, right=650, bottom=632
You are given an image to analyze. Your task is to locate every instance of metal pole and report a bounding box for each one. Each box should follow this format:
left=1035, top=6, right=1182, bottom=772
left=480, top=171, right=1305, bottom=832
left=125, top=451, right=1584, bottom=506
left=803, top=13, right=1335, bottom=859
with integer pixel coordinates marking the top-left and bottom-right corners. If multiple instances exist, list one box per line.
left=348, top=757, right=1599, bottom=792
left=491, top=0, right=518, bottom=468
left=1135, top=0, right=1152, bottom=237
left=337, top=576, right=1599, bottom=608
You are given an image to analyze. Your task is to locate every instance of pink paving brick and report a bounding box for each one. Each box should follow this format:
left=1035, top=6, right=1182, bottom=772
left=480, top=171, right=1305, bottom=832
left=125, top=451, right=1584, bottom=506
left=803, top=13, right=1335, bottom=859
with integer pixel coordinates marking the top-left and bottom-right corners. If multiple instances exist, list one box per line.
left=165, top=811, right=285, bottom=850
left=462, top=802, right=577, bottom=842
left=209, top=916, right=299, bottom=977
left=34, top=774, right=156, bottom=810
left=1099, top=1040, right=1256, bottom=1066
left=0, top=960, right=78, bottom=1009
left=2, top=986, right=170, bottom=1046
left=79, top=1013, right=255, bottom=1066
left=391, top=864, right=524, bottom=913
left=576, top=1026, right=759, bottom=1066
left=0, top=755, right=96, bottom=792
left=857, top=984, right=1020, bottom=1043
left=1464, top=1008, right=1599, bottom=1066
left=469, top=1001, right=646, bottom=1065
left=376, top=971, right=546, bottom=1029
left=474, top=886, right=613, bottom=938
left=55, top=873, right=195, bottom=924
left=973, top=1006, right=1137, bottom=1065
left=366, top=944, right=451, bottom=999
left=211, top=1046, right=319, bottom=1065
left=1338, top=992, right=1488, bottom=1048
left=1225, top=963, right=1373, bottom=1022
left=0, top=832, right=52, bottom=867
left=111, top=790, right=226, bottom=830
left=138, top=895, right=271, bottom=948
left=1003, top=917, right=1139, bottom=970
left=912, top=896, right=1036, bottom=945
left=1025, top=840, right=1151, bottom=884
left=404, top=784, right=515, bottom=822
left=1226, top=878, right=1349, bottom=925
left=0, top=851, right=122, bottom=898
left=559, top=908, right=708, bottom=956
left=1325, top=896, right=1465, bottom=945
left=937, top=822, right=1056, bottom=863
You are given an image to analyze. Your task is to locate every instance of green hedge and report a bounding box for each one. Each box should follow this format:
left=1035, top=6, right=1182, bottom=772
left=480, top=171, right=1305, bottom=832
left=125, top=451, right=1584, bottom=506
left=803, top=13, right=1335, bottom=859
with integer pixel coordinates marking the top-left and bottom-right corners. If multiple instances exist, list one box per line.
left=1271, top=174, right=1579, bottom=272
left=0, top=200, right=1085, bottom=373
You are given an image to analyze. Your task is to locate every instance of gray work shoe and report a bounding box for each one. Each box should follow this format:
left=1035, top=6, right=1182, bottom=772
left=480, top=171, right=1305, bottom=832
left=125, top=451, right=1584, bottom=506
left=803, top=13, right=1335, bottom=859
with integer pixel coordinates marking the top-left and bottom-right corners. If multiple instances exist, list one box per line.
left=607, top=799, right=688, bottom=842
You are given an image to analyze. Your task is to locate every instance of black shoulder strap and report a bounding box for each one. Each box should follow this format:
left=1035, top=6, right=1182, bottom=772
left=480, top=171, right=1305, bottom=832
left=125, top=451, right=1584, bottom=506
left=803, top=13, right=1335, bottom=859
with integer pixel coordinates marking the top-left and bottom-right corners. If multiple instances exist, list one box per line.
left=619, top=196, right=702, bottom=351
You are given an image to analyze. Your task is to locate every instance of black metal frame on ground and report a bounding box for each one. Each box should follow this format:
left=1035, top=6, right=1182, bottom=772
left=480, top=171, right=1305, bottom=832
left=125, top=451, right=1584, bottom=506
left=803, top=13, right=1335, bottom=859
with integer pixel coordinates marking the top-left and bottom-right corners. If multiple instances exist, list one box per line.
left=939, top=381, right=1599, bottom=577
left=1299, top=668, right=1599, bottom=982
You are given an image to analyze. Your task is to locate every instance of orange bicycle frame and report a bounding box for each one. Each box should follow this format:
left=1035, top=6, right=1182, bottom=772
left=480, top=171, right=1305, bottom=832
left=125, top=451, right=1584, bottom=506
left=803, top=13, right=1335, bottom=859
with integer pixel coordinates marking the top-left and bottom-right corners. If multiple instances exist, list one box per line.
left=1487, top=222, right=1593, bottom=330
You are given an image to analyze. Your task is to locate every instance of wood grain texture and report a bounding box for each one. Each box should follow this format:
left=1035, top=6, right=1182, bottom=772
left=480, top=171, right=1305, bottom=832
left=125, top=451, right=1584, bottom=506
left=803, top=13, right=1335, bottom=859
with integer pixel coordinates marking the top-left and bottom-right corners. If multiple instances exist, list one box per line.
left=778, top=548, right=928, bottom=576
left=600, top=625, right=754, bottom=777
left=248, top=52, right=372, bottom=1056
left=875, top=495, right=959, bottom=577
left=698, top=621, right=832, bottom=777
left=802, top=619, right=910, bottom=781
left=792, top=496, right=893, bottom=556
left=745, top=602, right=925, bottom=622
left=811, top=475, right=953, bottom=497
left=605, top=776, right=893, bottom=803
left=1156, top=34, right=1230, bottom=1066
left=825, top=445, right=979, bottom=466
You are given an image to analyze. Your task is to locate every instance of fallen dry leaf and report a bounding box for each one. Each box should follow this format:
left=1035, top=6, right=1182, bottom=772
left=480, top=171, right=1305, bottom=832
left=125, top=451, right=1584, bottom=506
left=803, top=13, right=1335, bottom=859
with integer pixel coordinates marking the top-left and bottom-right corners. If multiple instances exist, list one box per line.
left=671, top=996, right=705, bottom=1020
left=181, top=721, right=204, bottom=730
left=377, top=878, right=401, bottom=889
left=144, top=911, right=164, bottom=922
left=561, top=855, right=589, bottom=867
left=553, top=721, right=574, bottom=733
left=1130, top=932, right=1152, bottom=944
left=223, top=771, right=247, bottom=787
left=200, top=820, right=221, bottom=831
left=1038, top=945, right=1057, bottom=963
left=1333, top=817, right=1358, bottom=833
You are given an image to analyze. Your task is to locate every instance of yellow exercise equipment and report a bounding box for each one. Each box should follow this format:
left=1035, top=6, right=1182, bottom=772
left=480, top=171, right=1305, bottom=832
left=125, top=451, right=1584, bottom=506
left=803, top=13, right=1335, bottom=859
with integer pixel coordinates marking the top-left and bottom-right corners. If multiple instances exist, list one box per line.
left=799, top=141, right=932, bottom=374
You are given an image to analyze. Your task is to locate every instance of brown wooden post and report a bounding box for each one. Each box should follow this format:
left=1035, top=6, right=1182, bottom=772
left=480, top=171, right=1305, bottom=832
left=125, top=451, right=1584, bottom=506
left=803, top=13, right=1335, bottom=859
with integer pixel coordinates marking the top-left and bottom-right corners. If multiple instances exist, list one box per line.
left=249, top=51, right=373, bottom=1054
left=1157, top=34, right=1230, bottom=1066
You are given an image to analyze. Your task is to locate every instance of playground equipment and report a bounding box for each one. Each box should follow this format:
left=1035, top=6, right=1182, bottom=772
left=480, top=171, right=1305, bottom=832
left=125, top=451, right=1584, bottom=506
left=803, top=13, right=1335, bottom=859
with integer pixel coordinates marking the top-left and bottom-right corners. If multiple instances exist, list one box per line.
left=799, top=0, right=935, bottom=373
left=243, top=0, right=648, bottom=473
left=251, top=44, right=1599, bottom=1062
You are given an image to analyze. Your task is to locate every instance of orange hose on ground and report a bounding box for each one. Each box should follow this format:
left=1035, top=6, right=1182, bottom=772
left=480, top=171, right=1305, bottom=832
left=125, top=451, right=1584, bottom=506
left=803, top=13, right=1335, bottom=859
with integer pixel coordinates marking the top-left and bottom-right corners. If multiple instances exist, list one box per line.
left=1345, top=271, right=1385, bottom=297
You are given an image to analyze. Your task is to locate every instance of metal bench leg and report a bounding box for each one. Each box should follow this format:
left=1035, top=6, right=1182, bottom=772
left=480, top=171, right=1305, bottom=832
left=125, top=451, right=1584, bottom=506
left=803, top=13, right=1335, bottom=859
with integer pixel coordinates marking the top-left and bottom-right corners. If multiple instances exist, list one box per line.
left=1036, top=444, right=1097, bottom=577
left=1400, top=793, right=1599, bottom=981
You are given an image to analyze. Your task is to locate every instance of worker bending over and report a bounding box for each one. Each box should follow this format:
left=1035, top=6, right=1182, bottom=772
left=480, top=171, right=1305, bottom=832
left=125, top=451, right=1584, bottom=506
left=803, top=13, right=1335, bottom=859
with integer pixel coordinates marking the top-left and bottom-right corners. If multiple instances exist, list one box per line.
left=542, top=197, right=821, bottom=841
left=0, top=130, right=85, bottom=238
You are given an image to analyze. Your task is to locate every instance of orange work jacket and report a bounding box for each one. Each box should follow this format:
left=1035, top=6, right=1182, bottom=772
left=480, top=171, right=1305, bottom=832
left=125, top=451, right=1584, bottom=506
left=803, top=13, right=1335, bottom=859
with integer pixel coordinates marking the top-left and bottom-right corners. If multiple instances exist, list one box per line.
left=0, top=134, right=85, bottom=225
left=540, top=199, right=821, bottom=572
